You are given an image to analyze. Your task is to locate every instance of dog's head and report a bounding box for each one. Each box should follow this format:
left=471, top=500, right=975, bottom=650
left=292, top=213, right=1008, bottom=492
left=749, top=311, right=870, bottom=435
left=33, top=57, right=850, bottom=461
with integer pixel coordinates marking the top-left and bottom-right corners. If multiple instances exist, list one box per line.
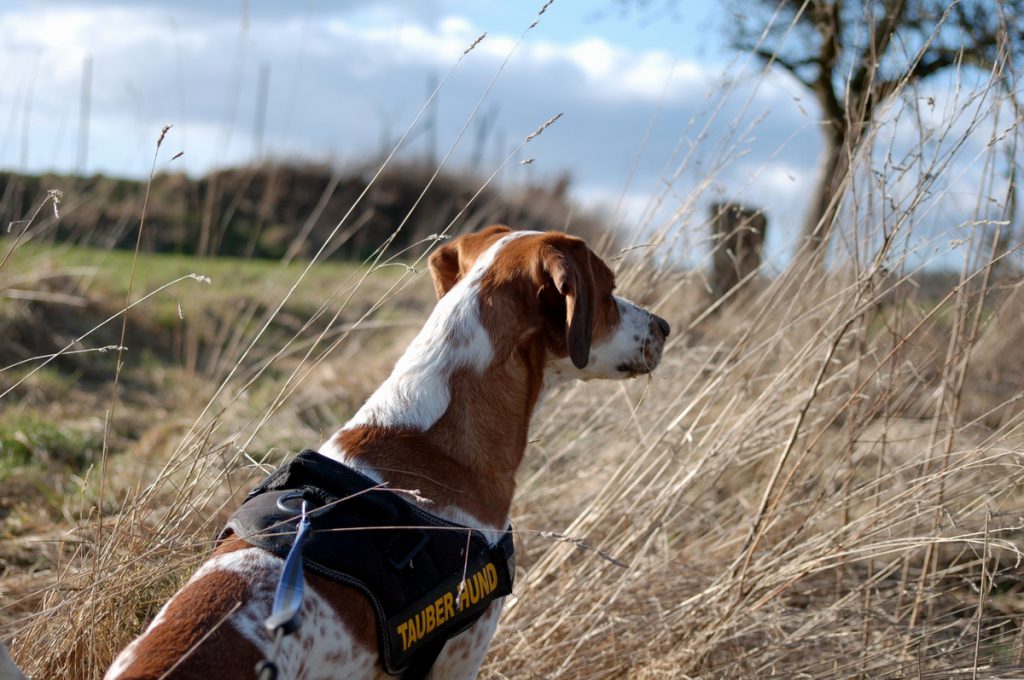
left=428, top=225, right=668, bottom=382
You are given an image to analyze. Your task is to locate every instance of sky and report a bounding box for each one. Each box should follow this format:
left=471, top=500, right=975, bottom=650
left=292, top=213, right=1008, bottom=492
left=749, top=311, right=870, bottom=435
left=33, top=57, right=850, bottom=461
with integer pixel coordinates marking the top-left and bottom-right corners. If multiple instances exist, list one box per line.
left=0, top=0, right=1012, bottom=268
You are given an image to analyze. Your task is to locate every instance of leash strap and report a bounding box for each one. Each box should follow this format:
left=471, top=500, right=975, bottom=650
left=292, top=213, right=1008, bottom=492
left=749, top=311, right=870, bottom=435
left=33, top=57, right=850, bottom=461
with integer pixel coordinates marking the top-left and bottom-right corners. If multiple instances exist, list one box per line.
left=264, top=499, right=312, bottom=635
left=255, top=499, right=312, bottom=679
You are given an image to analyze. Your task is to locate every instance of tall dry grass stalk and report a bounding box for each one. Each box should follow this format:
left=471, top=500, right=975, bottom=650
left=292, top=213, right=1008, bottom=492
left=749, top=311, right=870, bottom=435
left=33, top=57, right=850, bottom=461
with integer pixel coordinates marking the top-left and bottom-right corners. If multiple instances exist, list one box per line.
left=2, top=4, right=1023, bottom=679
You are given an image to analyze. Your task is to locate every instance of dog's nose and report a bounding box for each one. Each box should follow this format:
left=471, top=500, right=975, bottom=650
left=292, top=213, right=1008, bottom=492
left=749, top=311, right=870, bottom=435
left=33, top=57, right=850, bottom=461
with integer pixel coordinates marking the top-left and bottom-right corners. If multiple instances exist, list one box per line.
left=652, top=315, right=670, bottom=338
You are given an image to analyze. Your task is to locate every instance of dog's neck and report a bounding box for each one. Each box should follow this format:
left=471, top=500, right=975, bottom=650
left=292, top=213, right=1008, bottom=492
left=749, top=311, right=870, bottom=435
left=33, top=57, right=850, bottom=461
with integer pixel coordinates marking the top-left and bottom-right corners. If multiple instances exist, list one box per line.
left=321, top=233, right=547, bottom=532
left=322, top=337, right=546, bottom=533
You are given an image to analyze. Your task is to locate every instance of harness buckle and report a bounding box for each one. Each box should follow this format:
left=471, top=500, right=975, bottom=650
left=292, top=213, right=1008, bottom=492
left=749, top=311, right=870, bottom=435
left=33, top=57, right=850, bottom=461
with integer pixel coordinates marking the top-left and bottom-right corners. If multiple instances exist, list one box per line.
left=385, top=529, right=430, bottom=570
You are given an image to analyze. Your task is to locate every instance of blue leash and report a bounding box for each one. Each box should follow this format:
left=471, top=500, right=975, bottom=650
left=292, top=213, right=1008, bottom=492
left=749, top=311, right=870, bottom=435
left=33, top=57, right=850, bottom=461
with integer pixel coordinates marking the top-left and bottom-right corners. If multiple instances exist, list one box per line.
left=256, top=498, right=312, bottom=680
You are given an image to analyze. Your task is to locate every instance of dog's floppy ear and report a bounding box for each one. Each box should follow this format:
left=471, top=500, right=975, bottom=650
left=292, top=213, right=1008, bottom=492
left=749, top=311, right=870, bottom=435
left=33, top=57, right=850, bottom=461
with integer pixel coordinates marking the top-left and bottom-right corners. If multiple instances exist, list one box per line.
left=540, top=241, right=595, bottom=369
left=428, top=242, right=460, bottom=299
left=428, top=225, right=513, bottom=299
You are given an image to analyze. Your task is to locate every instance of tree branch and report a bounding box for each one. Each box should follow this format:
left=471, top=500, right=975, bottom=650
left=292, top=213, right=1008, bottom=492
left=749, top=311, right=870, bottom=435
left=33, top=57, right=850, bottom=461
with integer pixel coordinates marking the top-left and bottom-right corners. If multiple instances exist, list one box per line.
left=752, top=47, right=818, bottom=88
left=891, top=45, right=996, bottom=91
left=852, top=0, right=909, bottom=97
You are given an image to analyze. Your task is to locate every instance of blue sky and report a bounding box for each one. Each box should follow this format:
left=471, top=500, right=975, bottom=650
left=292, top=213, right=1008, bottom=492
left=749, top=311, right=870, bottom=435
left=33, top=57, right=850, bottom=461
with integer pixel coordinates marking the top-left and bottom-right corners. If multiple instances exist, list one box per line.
left=0, top=0, right=1010, bottom=268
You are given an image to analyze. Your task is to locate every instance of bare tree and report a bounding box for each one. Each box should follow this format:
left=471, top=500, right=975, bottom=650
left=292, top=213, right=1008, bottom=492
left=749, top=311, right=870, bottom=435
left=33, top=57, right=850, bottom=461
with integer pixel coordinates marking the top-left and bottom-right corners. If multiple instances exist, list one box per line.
left=731, top=0, right=1022, bottom=256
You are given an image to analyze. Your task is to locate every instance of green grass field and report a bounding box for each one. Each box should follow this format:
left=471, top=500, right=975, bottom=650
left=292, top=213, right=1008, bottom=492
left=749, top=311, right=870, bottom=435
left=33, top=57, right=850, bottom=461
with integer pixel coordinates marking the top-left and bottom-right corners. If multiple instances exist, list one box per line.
left=0, top=242, right=420, bottom=573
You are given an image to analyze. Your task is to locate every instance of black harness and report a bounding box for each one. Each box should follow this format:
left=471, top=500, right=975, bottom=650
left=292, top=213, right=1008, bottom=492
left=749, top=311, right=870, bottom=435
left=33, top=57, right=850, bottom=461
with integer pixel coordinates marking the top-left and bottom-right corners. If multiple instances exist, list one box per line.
left=221, top=449, right=515, bottom=677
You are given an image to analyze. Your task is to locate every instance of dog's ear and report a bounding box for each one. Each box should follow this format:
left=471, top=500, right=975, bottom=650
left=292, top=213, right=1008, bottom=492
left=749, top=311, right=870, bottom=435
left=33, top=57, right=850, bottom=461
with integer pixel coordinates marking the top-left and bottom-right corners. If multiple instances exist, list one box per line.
left=428, top=242, right=461, bottom=299
left=540, top=241, right=595, bottom=369
left=429, top=225, right=513, bottom=299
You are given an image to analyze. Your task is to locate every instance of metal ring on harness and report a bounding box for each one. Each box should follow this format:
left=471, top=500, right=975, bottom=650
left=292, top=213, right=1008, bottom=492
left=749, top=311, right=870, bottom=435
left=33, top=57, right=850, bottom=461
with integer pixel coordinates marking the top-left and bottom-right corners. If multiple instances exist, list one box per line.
left=275, top=490, right=330, bottom=518
left=276, top=486, right=400, bottom=525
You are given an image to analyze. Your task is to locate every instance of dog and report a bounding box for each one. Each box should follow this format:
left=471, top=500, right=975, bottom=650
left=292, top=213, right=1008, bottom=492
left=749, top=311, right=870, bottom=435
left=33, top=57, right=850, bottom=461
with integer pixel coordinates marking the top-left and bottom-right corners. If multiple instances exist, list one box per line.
left=105, top=225, right=669, bottom=679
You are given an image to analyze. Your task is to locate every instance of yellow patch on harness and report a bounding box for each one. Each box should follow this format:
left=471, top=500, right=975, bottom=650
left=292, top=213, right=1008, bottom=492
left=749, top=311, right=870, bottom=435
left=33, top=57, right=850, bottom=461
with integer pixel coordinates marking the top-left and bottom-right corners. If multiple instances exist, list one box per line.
left=395, top=562, right=499, bottom=651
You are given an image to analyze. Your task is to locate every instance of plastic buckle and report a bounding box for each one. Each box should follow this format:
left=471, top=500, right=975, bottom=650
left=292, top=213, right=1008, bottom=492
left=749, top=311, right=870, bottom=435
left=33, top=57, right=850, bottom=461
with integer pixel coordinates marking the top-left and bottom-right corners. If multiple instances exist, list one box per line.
left=385, top=530, right=430, bottom=570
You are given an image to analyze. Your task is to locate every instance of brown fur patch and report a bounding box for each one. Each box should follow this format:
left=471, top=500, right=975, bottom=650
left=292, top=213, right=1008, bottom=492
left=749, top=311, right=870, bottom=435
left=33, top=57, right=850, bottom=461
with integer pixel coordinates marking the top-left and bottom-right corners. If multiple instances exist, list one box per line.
left=112, top=541, right=262, bottom=679
left=113, top=540, right=385, bottom=679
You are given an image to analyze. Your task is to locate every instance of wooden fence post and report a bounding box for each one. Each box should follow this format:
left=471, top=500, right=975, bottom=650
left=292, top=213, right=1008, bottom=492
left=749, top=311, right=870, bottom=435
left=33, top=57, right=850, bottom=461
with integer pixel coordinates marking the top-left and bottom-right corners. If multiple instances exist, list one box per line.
left=709, top=202, right=767, bottom=304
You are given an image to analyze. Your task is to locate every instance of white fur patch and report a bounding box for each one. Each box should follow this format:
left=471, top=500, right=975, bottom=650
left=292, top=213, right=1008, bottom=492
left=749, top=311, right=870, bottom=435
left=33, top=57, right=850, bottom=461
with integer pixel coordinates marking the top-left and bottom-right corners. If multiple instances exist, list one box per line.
left=317, top=438, right=347, bottom=463
left=332, top=232, right=533, bottom=435
left=547, top=296, right=660, bottom=382
left=211, top=549, right=380, bottom=679
left=105, top=638, right=137, bottom=678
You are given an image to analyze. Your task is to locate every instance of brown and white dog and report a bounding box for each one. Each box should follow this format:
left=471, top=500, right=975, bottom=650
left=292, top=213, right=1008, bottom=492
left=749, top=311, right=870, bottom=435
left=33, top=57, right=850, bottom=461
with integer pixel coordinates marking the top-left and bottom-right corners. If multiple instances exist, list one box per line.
left=105, top=225, right=669, bottom=680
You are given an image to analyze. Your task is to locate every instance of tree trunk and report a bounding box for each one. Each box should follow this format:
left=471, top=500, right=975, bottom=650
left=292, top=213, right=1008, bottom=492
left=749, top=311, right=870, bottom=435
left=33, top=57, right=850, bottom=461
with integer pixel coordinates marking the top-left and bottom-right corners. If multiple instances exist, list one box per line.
left=800, top=123, right=850, bottom=252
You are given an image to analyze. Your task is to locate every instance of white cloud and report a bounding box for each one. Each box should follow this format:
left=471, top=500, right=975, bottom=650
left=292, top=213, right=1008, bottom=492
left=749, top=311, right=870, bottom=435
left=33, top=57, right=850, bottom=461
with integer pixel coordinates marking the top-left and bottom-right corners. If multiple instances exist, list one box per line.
left=0, top=3, right=752, bottom=176
left=565, top=38, right=619, bottom=80
left=1, top=0, right=997, bottom=266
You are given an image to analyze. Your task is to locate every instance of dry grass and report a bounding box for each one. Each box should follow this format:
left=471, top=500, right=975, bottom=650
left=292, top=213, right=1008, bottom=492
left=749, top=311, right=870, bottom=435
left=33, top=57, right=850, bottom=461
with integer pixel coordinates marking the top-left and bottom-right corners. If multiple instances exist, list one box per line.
left=2, top=6, right=1024, bottom=679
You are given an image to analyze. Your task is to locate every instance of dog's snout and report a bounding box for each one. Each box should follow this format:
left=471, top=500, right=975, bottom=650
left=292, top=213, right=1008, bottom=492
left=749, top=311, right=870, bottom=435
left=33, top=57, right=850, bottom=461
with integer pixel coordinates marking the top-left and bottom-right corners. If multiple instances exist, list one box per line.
left=652, top=315, right=670, bottom=338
